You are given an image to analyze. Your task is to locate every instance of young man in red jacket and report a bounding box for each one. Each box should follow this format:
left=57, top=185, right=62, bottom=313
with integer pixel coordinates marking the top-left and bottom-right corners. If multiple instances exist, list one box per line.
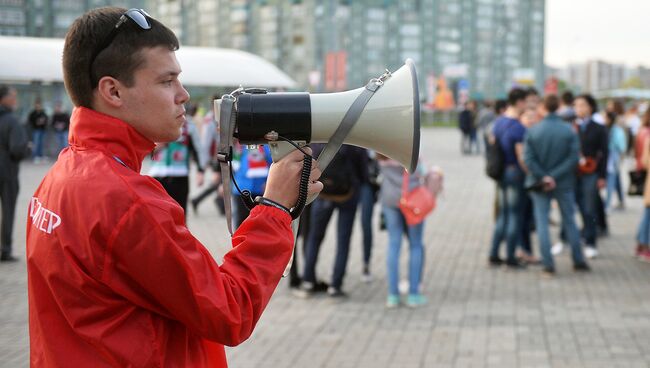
left=26, top=7, right=322, bottom=367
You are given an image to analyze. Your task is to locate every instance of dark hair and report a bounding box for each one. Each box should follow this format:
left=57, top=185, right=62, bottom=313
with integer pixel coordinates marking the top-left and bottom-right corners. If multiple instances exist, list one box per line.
left=609, top=99, right=624, bottom=115
left=576, top=94, right=598, bottom=114
left=526, top=87, right=539, bottom=97
left=605, top=111, right=617, bottom=127
left=543, top=94, right=559, bottom=113
left=0, top=84, right=10, bottom=100
left=507, top=88, right=527, bottom=106
left=186, top=102, right=198, bottom=116
left=560, top=91, right=574, bottom=105
left=494, top=99, right=507, bottom=114
left=63, top=7, right=179, bottom=108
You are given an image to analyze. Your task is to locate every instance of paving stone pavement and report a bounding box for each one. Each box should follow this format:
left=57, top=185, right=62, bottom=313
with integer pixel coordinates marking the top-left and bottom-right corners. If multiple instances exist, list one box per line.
left=3, top=128, right=650, bottom=368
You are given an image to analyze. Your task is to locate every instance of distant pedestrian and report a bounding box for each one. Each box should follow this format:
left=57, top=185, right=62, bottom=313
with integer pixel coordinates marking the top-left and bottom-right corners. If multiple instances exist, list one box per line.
left=50, top=101, right=71, bottom=154
left=28, top=100, right=48, bottom=163
left=378, top=156, right=428, bottom=308
left=459, top=100, right=478, bottom=155
left=0, top=85, right=29, bottom=262
left=523, top=94, right=589, bottom=276
left=487, top=88, right=528, bottom=269
left=604, top=111, right=627, bottom=211
left=574, top=94, right=608, bottom=259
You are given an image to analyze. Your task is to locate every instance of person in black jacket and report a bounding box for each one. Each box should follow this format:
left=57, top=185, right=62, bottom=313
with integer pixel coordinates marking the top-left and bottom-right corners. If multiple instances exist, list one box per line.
left=28, top=100, right=48, bottom=163
left=574, top=94, right=608, bottom=259
left=459, top=101, right=477, bottom=155
left=296, top=144, right=368, bottom=298
left=50, top=101, right=71, bottom=153
left=0, top=85, right=29, bottom=262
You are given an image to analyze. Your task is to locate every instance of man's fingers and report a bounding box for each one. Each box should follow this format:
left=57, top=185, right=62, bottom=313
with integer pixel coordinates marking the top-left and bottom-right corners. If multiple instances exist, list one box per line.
left=307, top=180, right=324, bottom=195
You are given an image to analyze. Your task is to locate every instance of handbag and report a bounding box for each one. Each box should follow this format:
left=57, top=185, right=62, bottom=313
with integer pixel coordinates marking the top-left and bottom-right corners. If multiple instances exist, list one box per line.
left=399, top=170, right=435, bottom=226
left=628, top=170, right=647, bottom=196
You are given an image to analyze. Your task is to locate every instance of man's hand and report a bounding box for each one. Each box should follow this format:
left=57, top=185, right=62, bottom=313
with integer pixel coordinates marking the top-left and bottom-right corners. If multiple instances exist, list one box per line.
left=542, top=175, right=556, bottom=192
left=264, top=147, right=323, bottom=209
left=597, top=178, right=606, bottom=190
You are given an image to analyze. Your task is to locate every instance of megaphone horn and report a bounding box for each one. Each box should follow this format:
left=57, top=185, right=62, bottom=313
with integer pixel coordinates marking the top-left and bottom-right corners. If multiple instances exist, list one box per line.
left=216, top=59, right=420, bottom=234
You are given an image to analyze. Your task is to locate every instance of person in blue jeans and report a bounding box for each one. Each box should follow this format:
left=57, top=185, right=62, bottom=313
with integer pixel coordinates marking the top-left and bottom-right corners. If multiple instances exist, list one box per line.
left=378, top=156, right=427, bottom=308
left=28, top=101, right=48, bottom=163
left=359, top=151, right=379, bottom=282
left=524, top=94, right=590, bottom=276
left=488, top=88, right=528, bottom=269
left=574, top=94, right=609, bottom=259
left=299, top=145, right=367, bottom=298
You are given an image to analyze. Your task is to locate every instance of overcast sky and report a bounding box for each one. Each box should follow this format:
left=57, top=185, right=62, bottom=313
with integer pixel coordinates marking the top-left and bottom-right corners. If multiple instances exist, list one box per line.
left=545, top=0, right=650, bottom=68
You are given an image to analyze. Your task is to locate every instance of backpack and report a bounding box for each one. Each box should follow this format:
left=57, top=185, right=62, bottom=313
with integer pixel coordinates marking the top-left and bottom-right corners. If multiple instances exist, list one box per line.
left=485, top=133, right=505, bottom=180
left=319, top=150, right=354, bottom=202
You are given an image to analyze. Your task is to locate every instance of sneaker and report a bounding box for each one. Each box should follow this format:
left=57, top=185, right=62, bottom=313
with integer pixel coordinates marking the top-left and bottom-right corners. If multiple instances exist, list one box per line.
left=638, top=251, right=650, bottom=263
left=505, top=259, right=526, bottom=270
left=0, top=253, right=18, bottom=263
left=406, top=294, right=427, bottom=308
left=292, top=280, right=328, bottom=298
left=386, top=294, right=400, bottom=309
left=488, top=256, right=504, bottom=266
left=361, top=265, right=373, bottom=283
left=573, top=262, right=591, bottom=272
left=584, top=246, right=599, bottom=259
left=541, top=267, right=556, bottom=278
left=327, top=287, right=348, bottom=299
left=551, top=242, right=564, bottom=255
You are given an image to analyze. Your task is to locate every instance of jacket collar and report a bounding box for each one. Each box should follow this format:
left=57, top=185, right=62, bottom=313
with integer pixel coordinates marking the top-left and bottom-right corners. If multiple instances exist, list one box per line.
left=69, top=107, right=155, bottom=172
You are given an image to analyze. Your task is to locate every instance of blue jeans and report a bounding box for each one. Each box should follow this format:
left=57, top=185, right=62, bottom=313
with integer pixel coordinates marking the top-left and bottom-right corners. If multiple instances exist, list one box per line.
left=530, top=189, right=585, bottom=269
left=605, top=171, right=624, bottom=209
left=359, top=183, right=375, bottom=266
left=302, top=192, right=359, bottom=289
left=55, top=130, right=69, bottom=152
left=383, top=206, right=424, bottom=296
left=576, top=173, right=598, bottom=247
left=637, top=207, right=650, bottom=245
left=32, top=129, right=45, bottom=158
left=489, top=166, right=525, bottom=262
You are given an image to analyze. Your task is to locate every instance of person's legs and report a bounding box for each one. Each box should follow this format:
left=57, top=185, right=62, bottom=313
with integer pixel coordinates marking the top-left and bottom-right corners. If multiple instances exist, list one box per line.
left=0, top=178, right=19, bottom=259
left=636, top=207, right=650, bottom=245
left=489, top=183, right=507, bottom=260
left=406, top=220, right=425, bottom=296
left=383, top=206, right=404, bottom=297
left=530, top=192, right=553, bottom=269
left=615, top=171, right=624, bottom=207
left=577, top=174, right=598, bottom=247
left=605, top=171, right=617, bottom=210
left=302, top=199, right=335, bottom=285
left=555, top=189, right=586, bottom=266
left=56, top=131, right=69, bottom=152
left=192, top=184, right=217, bottom=207
left=520, top=194, right=534, bottom=256
left=33, top=129, right=44, bottom=159
left=503, top=169, right=524, bottom=264
left=331, top=194, right=359, bottom=290
left=359, top=183, right=375, bottom=270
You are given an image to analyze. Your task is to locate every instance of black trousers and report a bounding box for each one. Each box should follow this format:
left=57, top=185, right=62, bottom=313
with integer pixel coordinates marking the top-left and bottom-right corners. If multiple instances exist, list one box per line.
left=155, top=176, right=189, bottom=214
left=1, top=177, right=19, bottom=256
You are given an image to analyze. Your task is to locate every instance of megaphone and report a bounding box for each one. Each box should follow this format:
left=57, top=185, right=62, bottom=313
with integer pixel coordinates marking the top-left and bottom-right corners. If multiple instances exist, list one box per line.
left=216, top=58, right=420, bottom=234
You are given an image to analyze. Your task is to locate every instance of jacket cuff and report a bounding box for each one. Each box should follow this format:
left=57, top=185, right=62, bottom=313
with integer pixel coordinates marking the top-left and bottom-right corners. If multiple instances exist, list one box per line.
left=250, top=203, right=292, bottom=224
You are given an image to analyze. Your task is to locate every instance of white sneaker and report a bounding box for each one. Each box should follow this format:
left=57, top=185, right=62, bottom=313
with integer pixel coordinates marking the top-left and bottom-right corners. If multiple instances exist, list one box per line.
left=551, top=242, right=564, bottom=255
left=361, top=272, right=373, bottom=283
left=584, top=246, right=599, bottom=259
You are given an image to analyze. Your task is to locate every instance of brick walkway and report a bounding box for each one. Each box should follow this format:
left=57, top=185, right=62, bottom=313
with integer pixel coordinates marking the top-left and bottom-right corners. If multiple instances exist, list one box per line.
left=3, top=128, right=650, bottom=367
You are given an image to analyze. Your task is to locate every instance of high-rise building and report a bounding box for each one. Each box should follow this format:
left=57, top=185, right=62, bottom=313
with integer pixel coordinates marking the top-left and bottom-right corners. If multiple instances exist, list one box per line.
left=151, top=0, right=545, bottom=99
left=0, top=0, right=147, bottom=38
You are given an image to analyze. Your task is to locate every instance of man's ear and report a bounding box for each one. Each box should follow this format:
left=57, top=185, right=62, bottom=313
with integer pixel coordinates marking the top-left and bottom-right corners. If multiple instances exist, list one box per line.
left=96, top=76, right=124, bottom=108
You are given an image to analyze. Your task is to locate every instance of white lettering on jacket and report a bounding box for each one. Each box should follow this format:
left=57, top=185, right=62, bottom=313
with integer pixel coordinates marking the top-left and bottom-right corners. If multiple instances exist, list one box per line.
left=30, top=197, right=61, bottom=234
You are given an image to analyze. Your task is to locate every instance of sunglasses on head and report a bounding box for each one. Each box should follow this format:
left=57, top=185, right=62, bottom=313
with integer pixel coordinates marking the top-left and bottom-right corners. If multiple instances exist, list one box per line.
left=89, top=8, right=152, bottom=86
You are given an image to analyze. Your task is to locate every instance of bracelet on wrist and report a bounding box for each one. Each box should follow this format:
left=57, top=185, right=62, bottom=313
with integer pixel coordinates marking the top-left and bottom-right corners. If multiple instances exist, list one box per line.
left=254, top=196, right=291, bottom=215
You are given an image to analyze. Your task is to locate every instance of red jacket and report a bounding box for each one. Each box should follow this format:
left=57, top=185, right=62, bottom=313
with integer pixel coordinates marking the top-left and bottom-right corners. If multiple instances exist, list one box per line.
left=26, top=107, right=293, bottom=367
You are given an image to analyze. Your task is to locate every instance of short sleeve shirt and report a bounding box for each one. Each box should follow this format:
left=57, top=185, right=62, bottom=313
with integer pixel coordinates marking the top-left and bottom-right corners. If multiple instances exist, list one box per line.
left=493, top=116, right=526, bottom=168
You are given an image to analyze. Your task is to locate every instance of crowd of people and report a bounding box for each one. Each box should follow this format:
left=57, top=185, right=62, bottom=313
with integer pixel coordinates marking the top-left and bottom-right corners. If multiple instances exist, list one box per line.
left=166, top=106, right=440, bottom=309
left=466, top=87, right=650, bottom=276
